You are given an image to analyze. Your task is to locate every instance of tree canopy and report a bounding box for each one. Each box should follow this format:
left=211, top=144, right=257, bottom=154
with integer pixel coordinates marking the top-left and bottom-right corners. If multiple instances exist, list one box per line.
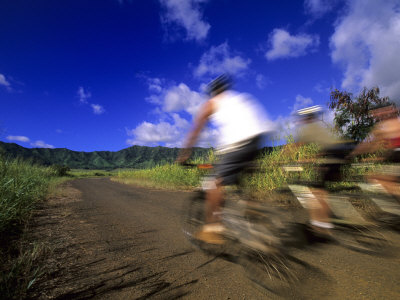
left=328, top=87, right=396, bottom=142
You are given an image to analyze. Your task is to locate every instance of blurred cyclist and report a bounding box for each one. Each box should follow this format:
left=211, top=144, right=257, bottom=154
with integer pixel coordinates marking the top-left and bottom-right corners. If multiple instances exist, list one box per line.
left=295, top=106, right=352, bottom=238
left=351, top=103, right=400, bottom=199
left=176, top=74, right=268, bottom=244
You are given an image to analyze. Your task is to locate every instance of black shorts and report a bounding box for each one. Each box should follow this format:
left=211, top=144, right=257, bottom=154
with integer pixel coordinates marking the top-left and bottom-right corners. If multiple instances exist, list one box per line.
left=214, top=135, right=263, bottom=186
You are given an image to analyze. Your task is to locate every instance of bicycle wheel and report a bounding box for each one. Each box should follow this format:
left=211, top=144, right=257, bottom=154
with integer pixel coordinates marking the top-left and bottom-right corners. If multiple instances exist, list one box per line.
left=333, top=223, right=388, bottom=255
left=235, top=202, right=305, bottom=293
left=181, top=190, right=235, bottom=256
left=181, top=190, right=206, bottom=245
left=239, top=247, right=308, bottom=296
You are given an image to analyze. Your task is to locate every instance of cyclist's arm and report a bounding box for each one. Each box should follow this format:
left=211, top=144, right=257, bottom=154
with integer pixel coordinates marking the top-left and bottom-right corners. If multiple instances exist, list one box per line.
left=184, top=100, right=214, bottom=148
left=176, top=100, right=214, bottom=162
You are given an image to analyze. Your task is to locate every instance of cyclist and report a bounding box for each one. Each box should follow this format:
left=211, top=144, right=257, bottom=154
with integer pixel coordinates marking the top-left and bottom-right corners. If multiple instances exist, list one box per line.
left=176, top=74, right=269, bottom=244
left=351, top=103, right=400, bottom=199
left=295, top=106, right=351, bottom=238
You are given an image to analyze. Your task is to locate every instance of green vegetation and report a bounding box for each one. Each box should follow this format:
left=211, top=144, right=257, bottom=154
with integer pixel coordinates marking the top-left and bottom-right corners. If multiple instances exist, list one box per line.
left=0, top=156, right=58, bottom=299
left=114, top=143, right=321, bottom=193
left=0, top=141, right=211, bottom=170
left=114, top=141, right=379, bottom=200
left=328, top=87, right=395, bottom=142
left=115, top=163, right=205, bottom=189
left=69, top=169, right=116, bottom=178
left=0, top=158, right=54, bottom=236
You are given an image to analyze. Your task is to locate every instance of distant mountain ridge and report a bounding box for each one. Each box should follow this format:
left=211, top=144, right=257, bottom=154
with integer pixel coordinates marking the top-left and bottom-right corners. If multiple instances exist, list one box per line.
left=0, top=141, right=210, bottom=169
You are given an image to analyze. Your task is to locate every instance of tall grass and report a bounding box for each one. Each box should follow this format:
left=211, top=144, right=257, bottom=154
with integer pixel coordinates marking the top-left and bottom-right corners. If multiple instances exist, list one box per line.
left=114, top=143, right=321, bottom=193
left=0, top=157, right=54, bottom=237
left=114, top=151, right=215, bottom=189
left=0, top=156, right=55, bottom=299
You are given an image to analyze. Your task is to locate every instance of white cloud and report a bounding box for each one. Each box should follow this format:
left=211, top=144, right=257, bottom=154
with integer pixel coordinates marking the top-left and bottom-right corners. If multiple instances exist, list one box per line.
left=265, top=29, right=320, bottom=60
left=77, top=86, right=106, bottom=114
left=6, top=135, right=30, bottom=143
left=255, top=74, right=270, bottom=90
left=163, top=83, right=205, bottom=116
left=91, top=104, right=105, bottom=115
left=126, top=113, right=190, bottom=147
left=330, top=0, right=400, bottom=103
left=194, top=42, right=251, bottom=78
left=0, top=74, right=10, bottom=88
left=160, top=0, right=210, bottom=42
left=147, top=77, right=163, bottom=93
left=6, top=135, right=55, bottom=148
left=31, top=140, right=54, bottom=149
left=77, top=86, right=91, bottom=104
left=313, top=82, right=331, bottom=94
left=292, top=94, right=314, bottom=112
left=126, top=80, right=211, bottom=147
left=304, top=0, right=337, bottom=17
left=142, top=77, right=164, bottom=104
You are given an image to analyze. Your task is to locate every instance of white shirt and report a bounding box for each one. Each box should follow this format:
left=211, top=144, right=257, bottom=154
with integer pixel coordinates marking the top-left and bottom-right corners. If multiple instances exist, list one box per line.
left=210, top=91, right=268, bottom=149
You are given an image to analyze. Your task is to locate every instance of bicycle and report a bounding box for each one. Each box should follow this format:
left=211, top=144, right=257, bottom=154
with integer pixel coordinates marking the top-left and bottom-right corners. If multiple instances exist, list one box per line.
left=349, top=162, right=400, bottom=230
left=181, top=163, right=390, bottom=292
left=284, top=163, right=389, bottom=254
left=181, top=164, right=326, bottom=292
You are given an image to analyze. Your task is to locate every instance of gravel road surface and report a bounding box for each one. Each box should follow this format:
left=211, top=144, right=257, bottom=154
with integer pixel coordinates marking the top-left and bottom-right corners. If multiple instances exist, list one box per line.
left=33, top=178, right=400, bottom=299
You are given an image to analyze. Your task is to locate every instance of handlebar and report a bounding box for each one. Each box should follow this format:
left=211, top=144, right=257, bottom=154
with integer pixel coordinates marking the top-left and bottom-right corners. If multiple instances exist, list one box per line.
left=178, top=163, right=214, bottom=169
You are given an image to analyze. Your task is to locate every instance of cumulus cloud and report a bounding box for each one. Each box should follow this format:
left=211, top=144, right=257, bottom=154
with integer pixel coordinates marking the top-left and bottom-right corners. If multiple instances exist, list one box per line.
left=265, top=29, right=320, bottom=60
left=125, top=78, right=220, bottom=147
left=6, top=135, right=30, bottom=143
left=77, top=86, right=91, bottom=104
left=304, top=0, right=337, bottom=17
left=31, top=140, right=54, bottom=149
left=313, top=82, right=332, bottom=94
left=163, top=83, right=205, bottom=115
left=255, top=74, right=270, bottom=90
left=194, top=42, right=251, bottom=78
left=91, top=104, right=105, bottom=115
left=160, top=0, right=210, bottom=42
left=126, top=113, right=190, bottom=147
left=77, top=87, right=106, bottom=114
left=292, top=94, right=314, bottom=112
left=6, top=135, right=54, bottom=148
left=330, top=0, right=400, bottom=103
left=0, top=74, right=11, bottom=88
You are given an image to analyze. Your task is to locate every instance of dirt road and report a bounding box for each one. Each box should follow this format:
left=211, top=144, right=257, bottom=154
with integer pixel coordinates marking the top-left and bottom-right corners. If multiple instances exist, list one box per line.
left=33, top=178, right=400, bottom=299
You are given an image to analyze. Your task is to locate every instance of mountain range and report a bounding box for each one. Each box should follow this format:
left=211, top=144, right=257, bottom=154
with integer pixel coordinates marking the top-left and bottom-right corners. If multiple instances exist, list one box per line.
left=0, top=141, right=211, bottom=170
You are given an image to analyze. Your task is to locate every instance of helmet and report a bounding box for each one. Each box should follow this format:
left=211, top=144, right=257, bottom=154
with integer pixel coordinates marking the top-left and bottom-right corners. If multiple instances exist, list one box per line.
left=206, top=74, right=232, bottom=97
left=297, top=105, right=322, bottom=119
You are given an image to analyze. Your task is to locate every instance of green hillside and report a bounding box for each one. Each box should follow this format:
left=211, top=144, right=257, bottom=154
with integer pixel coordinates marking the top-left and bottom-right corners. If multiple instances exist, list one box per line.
left=0, top=141, right=210, bottom=170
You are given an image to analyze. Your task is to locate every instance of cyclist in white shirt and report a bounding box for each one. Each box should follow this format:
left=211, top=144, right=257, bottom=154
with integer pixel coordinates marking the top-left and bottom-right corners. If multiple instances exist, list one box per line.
left=177, top=75, right=268, bottom=244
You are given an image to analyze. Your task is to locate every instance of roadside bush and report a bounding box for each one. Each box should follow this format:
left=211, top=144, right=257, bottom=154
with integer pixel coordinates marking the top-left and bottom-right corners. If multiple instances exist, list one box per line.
left=0, top=157, right=52, bottom=238
left=0, top=156, right=53, bottom=298
left=51, top=164, right=71, bottom=177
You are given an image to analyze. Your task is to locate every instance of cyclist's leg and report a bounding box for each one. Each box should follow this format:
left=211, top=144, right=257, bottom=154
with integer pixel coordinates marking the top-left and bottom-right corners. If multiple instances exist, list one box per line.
left=205, top=177, right=224, bottom=224
left=196, top=136, right=261, bottom=244
left=369, top=172, right=400, bottom=200
left=308, top=164, right=336, bottom=236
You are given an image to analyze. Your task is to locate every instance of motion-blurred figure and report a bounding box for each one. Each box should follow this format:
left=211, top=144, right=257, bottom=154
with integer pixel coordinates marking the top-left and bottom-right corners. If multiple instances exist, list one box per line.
left=352, top=104, right=400, bottom=199
left=176, top=75, right=268, bottom=244
left=295, top=106, right=351, bottom=238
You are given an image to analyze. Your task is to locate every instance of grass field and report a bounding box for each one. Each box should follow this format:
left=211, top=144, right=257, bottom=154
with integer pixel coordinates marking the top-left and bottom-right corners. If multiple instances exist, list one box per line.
left=113, top=144, right=321, bottom=192
left=0, top=156, right=63, bottom=299
left=113, top=142, right=379, bottom=199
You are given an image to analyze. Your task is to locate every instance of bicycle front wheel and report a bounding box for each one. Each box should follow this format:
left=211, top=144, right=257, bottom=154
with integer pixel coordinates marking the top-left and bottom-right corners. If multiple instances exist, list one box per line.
left=181, top=190, right=206, bottom=245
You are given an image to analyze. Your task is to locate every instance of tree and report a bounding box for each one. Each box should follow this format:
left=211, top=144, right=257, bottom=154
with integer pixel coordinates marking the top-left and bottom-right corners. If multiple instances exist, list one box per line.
left=328, top=87, right=395, bottom=142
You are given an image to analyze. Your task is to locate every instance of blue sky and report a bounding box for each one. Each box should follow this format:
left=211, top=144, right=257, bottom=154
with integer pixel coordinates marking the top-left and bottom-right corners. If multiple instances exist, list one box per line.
left=1, top=0, right=399, bottom=151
